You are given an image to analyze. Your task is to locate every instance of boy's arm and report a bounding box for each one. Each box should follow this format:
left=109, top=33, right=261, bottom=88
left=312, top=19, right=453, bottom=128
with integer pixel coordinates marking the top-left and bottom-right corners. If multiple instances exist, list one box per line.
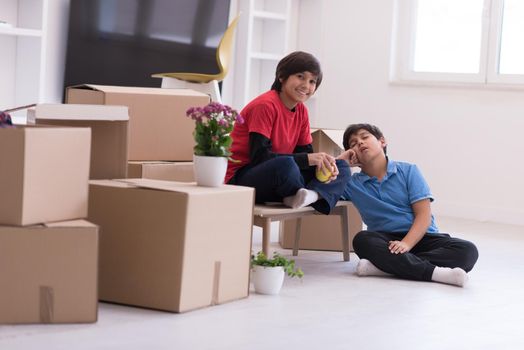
left=388, top=199, right=432, bottom=254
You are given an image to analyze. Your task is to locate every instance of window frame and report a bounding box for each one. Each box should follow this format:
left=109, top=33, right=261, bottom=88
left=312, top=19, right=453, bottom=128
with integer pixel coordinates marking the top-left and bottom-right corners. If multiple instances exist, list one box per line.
left=391, top=0, right=524, bottom=87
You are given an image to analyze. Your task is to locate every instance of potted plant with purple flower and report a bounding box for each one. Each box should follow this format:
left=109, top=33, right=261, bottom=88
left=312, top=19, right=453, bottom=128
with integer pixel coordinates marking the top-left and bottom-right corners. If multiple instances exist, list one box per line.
left=0, top=111, right=15, bottom=128
left=186, top=102, right=243, bottom=187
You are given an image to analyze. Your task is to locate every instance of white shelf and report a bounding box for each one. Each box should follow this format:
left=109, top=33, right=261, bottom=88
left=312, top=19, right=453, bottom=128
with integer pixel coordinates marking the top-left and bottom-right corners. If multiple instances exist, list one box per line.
left=252, top=11, right=287, bottom=21
left=233, top=0, right=294, bottom=108
left=0, top=26, right=43, bottom=37
left=0, top=0, right=47, bottom=112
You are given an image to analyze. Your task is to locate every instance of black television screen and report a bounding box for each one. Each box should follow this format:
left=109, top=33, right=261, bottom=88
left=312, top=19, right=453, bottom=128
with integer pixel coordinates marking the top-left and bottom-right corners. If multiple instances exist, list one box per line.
left=63, top=0, right=230, bottom=94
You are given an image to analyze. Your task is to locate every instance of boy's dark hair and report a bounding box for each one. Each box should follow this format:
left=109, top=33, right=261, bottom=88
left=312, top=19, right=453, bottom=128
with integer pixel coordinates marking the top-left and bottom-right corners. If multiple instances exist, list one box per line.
left=271, top=51, right=323, bottom=92
left=343, top=123, right=387, bottom=154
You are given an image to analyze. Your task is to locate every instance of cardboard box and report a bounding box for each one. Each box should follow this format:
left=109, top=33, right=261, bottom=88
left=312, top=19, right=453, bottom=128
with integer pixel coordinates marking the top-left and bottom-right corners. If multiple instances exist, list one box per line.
left=127, top=161, right=195, bottom=182
left=279, top=203, right=362, bottom=252
left=280, top=128, right=363, bottom=251
left=0, top=126, right=91, bottom=226
left=88, top=178, right=254, bottom=313
left=66, top=85, right=210, bottom=161
left=29, top=103, right=129, bottom=180
left=0, top=220, right=99, bottom=324
left=310, top=128, right=346, bottom=157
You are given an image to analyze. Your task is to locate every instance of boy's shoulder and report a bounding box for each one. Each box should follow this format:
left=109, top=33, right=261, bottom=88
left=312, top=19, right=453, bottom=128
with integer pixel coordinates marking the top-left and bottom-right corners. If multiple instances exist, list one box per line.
left=244, top=90, right=307, bottom=117
left=389, top=159, right=417, bottom=170
left=243, top=91, right=280, bottom=113
left=388, top=159, right=423, bottom=176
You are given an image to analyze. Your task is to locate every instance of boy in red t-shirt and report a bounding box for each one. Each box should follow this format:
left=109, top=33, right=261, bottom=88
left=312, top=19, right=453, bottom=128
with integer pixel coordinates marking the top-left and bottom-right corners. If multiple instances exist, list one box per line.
left=226, top=51, right=349, bottom=214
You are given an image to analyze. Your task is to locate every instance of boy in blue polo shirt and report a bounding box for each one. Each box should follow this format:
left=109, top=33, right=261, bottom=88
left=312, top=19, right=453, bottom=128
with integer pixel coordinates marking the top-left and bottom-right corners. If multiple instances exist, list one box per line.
left=338, top=124, right=478, bottom=287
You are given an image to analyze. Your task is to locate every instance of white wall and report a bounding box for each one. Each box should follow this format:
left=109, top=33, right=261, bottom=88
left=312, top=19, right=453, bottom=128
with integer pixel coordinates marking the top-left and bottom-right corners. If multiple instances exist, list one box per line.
left=297, top=0, right=524, bottom=225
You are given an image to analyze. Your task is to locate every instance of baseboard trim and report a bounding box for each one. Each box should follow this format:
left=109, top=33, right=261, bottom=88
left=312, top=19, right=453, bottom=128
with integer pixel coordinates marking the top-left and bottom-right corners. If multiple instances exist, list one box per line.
left=433, top=201, right=524, bottom=226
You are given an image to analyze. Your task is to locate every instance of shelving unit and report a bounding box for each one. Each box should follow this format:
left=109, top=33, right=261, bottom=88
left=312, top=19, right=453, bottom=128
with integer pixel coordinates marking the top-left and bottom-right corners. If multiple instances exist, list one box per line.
left=0, top=0, right=47, bottom=122
left=233, top=0, right=294, bottom=109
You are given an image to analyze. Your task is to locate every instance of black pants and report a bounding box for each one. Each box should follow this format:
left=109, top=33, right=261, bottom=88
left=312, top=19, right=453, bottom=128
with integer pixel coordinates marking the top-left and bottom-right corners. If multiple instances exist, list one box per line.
left=353, top=231, right=479, bottom=281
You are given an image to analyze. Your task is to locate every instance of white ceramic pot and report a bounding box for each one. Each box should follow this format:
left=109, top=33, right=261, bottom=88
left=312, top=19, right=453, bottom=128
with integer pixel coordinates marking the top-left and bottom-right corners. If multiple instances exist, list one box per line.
left=193, top=155, right=228, bottom=187
left=252, top=265, right=285, bottom=295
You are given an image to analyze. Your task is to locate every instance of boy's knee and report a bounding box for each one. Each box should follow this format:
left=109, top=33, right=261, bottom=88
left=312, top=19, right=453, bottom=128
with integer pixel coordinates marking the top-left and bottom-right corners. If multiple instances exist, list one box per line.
left=273, top=156, right=297, bottom=170
left=273, top=157, right=300, bottom=177
left=352, top=230, right=372, bottom=252
left=460, top=241, right=479, bottom=272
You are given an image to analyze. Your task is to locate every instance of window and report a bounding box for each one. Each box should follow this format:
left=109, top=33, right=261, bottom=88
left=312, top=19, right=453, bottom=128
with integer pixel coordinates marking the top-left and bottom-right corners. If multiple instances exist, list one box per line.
left=392, top=0, right=524, bottom=85
left=498, top=0, right=524, bottom=75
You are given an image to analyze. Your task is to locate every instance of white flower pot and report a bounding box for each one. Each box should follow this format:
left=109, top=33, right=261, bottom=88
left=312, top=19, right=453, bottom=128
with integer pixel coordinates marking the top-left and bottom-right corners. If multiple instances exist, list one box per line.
left=193, top=155, right=228, bottom=187
left=252, top=265, right=285, bottom=295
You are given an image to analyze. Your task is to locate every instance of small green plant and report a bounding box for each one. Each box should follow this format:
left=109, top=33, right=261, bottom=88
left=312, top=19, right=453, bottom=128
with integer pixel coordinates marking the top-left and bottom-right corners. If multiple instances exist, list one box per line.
left=251, top=251, right=304, bottom=278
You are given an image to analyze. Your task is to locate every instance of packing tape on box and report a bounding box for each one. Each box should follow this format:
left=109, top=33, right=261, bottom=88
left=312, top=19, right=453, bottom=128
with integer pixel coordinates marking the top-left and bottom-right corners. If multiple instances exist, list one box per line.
left=39, top=286, right=54, bottom=323
left=211, top=261, right=221, bottom=306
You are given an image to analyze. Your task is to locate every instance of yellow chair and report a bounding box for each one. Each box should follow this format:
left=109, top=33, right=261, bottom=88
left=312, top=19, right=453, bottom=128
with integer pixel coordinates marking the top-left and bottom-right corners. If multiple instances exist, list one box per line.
left=152, top=14, right=240, bottom=102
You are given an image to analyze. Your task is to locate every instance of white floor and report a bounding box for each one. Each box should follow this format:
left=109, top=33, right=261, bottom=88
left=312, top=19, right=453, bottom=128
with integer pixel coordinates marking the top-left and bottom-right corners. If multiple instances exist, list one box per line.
left=1, top=217, right=523, bottom=350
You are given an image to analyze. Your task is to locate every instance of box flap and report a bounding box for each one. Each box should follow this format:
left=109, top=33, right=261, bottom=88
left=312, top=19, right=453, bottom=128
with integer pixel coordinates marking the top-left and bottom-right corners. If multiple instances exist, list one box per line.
left=128, top=161, right=172, bottom=165
left=68, top=84, right=209, bottom=97
left=89, top=179, right=133, bottom=188
left=28, top=104, right=129, bottom=122
left=44, top=219, right=97, bottom=228
left=114, top=178, right=252, bottom=195
left=311, top=128, right=345, bottom=151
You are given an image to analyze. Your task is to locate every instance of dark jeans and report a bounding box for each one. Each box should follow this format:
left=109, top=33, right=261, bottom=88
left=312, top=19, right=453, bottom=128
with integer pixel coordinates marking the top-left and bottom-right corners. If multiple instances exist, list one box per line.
left=229, top=157, right=350, bottom=214
left=353, top=230, right=479, bottom=281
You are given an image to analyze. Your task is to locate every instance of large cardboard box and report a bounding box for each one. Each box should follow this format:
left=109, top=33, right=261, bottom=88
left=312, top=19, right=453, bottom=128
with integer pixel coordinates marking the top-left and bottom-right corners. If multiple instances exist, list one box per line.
left=0, top=220, right=99, bottom=324
left=29, top=103, right=129, bottom=179
left=0, top=126, right=91, bottom=226
left=88, top=178, right=254, bottom=313
left=127, top=161, right=195, bottom=182
left=66, top=85, right=210, bottom=161
left=279, top=128, right=363, bottom=251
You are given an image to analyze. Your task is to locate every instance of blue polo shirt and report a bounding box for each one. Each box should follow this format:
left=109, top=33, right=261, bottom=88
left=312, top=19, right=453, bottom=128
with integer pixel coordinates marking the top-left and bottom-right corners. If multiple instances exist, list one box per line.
left=341, top=159, right=439, bottom=233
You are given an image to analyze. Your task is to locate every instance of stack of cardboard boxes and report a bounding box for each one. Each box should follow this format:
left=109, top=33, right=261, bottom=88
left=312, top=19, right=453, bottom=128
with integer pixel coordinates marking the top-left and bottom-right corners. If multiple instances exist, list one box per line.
left=66, top=84, right=209, bottom=182
left=35, top=86, right=255, bottom=313
left=3, top=85, right=255, bottom=320
left=0, top=124, right=99, bottom=324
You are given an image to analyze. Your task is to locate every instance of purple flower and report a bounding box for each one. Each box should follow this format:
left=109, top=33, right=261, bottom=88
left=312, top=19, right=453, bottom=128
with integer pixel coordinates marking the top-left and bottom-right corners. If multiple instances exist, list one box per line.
left=187, top=102, right=242, bottom=157
left=0, top=111, right=14, bottom=128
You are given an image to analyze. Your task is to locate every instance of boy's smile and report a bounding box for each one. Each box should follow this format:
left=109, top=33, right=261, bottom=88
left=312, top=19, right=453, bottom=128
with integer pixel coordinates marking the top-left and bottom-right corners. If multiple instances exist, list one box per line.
left=279, top=71, right=318, bottom=109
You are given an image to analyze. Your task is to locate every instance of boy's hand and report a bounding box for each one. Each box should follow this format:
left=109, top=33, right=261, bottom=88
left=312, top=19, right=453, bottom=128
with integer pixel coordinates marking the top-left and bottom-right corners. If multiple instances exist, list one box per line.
left=308, top=152, right=339, bottom=183
left=322, top=162, right=339, bottom=184
left=337, top=149, right=361, bottom=167
left=388, top=240, right=412, bottom=254
left=308, top=152, right=336, bottom=170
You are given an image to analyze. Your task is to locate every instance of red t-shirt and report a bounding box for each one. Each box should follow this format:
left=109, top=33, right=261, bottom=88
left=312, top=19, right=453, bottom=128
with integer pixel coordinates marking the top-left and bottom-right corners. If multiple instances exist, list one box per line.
left=225, top=90, right=312, bottom=183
